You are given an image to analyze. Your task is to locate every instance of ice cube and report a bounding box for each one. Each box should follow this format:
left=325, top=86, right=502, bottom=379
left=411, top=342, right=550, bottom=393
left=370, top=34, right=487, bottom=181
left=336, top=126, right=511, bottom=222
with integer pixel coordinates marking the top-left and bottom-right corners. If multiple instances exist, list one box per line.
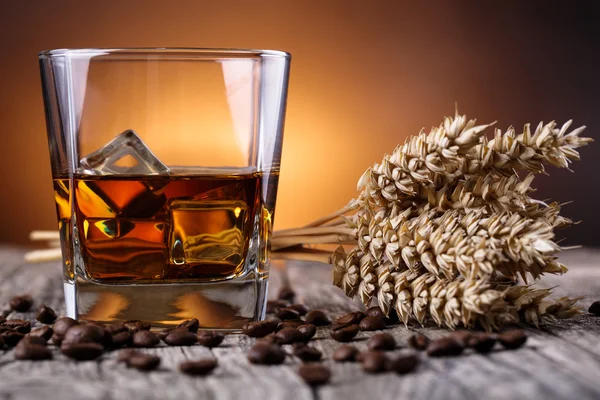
left=80, top=130, right=170, bottom=175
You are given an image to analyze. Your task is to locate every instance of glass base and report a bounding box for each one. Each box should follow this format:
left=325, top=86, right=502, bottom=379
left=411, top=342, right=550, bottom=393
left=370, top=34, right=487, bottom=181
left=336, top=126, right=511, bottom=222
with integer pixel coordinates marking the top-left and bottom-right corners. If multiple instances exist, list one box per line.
left=63, top=273, right=268, bottom=331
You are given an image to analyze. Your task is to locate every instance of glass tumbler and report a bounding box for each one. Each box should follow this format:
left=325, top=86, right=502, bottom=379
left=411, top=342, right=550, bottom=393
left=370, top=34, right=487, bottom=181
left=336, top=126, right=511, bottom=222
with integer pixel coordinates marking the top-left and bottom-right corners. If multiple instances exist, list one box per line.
left=39, top=48, right=290, bottom=330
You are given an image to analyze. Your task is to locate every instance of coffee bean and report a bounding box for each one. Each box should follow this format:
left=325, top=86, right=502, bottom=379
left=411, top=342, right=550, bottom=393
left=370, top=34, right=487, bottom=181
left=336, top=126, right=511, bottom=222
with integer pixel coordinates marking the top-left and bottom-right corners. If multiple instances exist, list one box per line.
left=2, top=319, right=31, bottom=334
left=247, top=342, right=286, bottom=365
left=389, top=353, right=418, bottom=374
left=117, top=348, right=139, bottom=362
left=498, top=330, right=527, bottom=350
left=127, top=353, right=161, bottom=371
left=53, top=317, right=79, bottom=336
left=179, top=359, right=218, bottom=376
left=157, top=329, right=171, bottom=342
left=106, top=323, right=129, bottom=335
left=63, top=324, right=105, bottom=344
left=9, top=295, right=33, bottom=312
left=408, top=333, right=429, bottom=350
left=366, top=306, right=384, bottom=318
left=243, top=320, right=278, bottom=338
left=164, top=328, right=197, bottom=346
left=360, top=351, right=389, bottom=373
left=367, top=333, right=396, bottom=351
left=589, top=301, right=600, bottom=316
left=14, top=342, right=52, bottom=360
left=0, top=334, right=4, bottom=348
left=330, top=324, right=359, bottom=342
left=132, top=330, right=160, bottom=348
left=51, top=334, right=64, bottom=346
left=61, top=342, right=104, bottom=360
left=123, top=320, right=152, bottom=332
left=35, top=305, right=57, bottom=324
left=0, top=316, right=5, bottom=324
left=112, top=331, right=132, bottom=348
left=1, top=331, right=24, bottom=347
left=277, top=287, right=296, bottom=302
left=266, top=300, right=290, bottom=314
left=297, top=324, right=316, bottom=341
left=177, top=318, right=200, bottom=333
left=197, top=331, right=224, bottom=348
left=288, top=304, right=310, bottom=316
left=468, top=333, right=497, bottom=353
left=297, top=364, right=331, bottom=386
left=426, top=337, right=464, bottom=357
left=305, top=310, right=330, bottom=326
left=276, top=319, right=305, bottom=331
left=29, top=326, right=54, bottom=342
left=450, top=330, right=472, bottom=347
left=275, top=307, right=301, bottom=320
left=275, top=327, right=304, bottom=344
left=21, top=335, right=47, bottom=346
left=359, top=316, right=386, bottom=331
left=336, top=311, right=366, bottom=326
left=332, top=344, right=358, bottom=362
left=293, top=345, right=322, bottom=362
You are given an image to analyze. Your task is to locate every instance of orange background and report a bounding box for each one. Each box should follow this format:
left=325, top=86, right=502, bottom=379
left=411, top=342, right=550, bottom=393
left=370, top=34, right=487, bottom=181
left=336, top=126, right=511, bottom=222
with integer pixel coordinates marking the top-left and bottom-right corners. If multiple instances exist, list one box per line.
left=0, top=0, right=598, bottom=246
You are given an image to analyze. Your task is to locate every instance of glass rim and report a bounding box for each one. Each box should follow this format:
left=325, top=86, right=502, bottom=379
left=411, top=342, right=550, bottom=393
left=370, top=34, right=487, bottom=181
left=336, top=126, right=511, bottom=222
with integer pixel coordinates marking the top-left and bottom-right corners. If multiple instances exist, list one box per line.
left=38, top=47, right=291, bottom=60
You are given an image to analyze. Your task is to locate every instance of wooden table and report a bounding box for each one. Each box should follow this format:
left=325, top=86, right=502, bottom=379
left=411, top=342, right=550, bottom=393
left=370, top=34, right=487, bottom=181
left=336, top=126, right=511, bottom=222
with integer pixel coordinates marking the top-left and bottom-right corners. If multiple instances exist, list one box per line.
left=1, top=246, right=599, bottom=400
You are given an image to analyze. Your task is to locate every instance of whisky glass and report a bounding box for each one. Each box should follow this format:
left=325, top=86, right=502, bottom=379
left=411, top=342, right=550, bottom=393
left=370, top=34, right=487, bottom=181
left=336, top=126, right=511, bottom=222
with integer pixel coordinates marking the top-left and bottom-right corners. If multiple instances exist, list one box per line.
left=39, top=48, right=290, bottom=330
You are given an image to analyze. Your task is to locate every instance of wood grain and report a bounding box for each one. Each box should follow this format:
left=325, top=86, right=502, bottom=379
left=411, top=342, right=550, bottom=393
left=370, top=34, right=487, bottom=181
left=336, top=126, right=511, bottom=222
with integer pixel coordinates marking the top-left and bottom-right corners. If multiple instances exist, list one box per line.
left=1, top=246, right=599, bottom=400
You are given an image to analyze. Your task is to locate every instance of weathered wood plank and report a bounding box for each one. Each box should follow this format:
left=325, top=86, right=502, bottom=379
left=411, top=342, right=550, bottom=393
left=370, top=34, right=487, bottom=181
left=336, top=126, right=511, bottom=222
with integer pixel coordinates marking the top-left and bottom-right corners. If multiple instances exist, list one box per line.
left=1, top=247, right=600, bottom=400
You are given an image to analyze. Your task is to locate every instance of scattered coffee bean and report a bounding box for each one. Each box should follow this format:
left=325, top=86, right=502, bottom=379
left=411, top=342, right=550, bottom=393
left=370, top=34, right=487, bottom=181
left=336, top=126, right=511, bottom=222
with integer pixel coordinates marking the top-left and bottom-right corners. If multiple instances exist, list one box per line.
left=336, top=311, right=366, bottom=326
left=117, top=348, right=139, bottom=362
left=330, top=324, right=359, bottom=342
left=366, top=306, right=384, bottom=318
left=257, top=333, right=284, bottom=345
left=106, top=323, right=129, bottom=335
left=157, top=329, right=171, bottom=342
left=589, top=301, right=600, bottom=316
left=127, top=353, right=161, bottom=371
left=266, top=300, right=290, bottom=314
left=14, top=342, right=52, bottom=360
left=123, top=320, right=152, bottom=332
left=53, top=317, right=79, bottom=336
left=367, top=333, right=396, bottom=351
left=197, top=331, right=225, bottom=348
left=297, top=364, right=331, bottom=386
left=112, top=331, right=132, bottom=348
left=408, top=333, right=429, bottom=350
left=61, top=342, right=104, bottom=360
left=468, top=333, right=497, bottom=353
left=0, top=316, right=5, bottom=324
left=164, top=328, right=197, bottom=346
left=498, top=330, right=527, bottom=350
left=276, top=327, right=304, bottom=344
left=450, top=330, right=472, bottom=347
left=277, top=287, right=296, bottom=302
left=275, top=307, right=301, bottom=320
left=333, top=344, right=358, bottom=362
left=305, top=310, right=330, bottom=326
left=35, top=305, right=57, bottom=324
left=9, top=295, right=33, bottom=312
left=297, top=324, right=317, bottom=341
left=247, top=342, right=286, bottom=365
left=243, top=320, right=278, bottom=337
left=361, top=351, right=389, bottom=373
left=293, top=345, right=322, bottom=362
left=1, top=331, right=24, bottom=347
left=179, top=359, right=218, bottom=376
left=426, top=337, right=464, bottom=357
left=359, top=316, right=386, bottom=331
left=63, top=324, right=105, bottom=344
left=0, top=335, right=4, bottom=348
left=177, top=318, right=200, bottom=333
left=2, top=319, right=31, bottom=334
left=51, top=334, right=64, bottom=346
left=389, top=353, right=418, bottom=374
left=21, top=335, right=47, bottom=346
left=29, top=326, right=54, bottom=342
left=288, top=304, right=310, bottom=316
left=276, top=319, right=305, bottom=331
left=132, top=330, right=160, bottom=348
